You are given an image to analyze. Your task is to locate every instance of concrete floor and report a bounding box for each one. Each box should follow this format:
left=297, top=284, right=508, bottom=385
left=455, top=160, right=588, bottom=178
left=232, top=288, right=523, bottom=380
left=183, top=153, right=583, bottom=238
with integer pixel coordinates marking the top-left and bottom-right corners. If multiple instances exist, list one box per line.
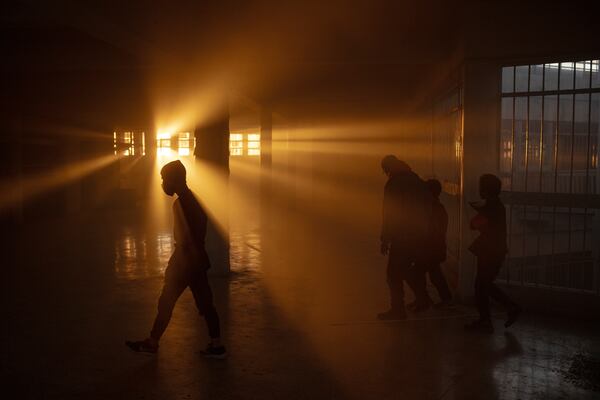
left=2, top=211, right=600, bottom=400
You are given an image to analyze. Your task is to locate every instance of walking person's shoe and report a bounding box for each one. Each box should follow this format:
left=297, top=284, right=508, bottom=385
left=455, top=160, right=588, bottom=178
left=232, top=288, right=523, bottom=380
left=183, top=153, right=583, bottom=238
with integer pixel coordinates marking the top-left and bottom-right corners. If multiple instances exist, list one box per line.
left=200, top=343, right=227, bottom=359
left=125, top=338, right=159, bottom=354
left=464, top=319, right=494, bottom=334
left=505, top=305, right=522, bottom=328
left=377, top=309, right=407, bottom=320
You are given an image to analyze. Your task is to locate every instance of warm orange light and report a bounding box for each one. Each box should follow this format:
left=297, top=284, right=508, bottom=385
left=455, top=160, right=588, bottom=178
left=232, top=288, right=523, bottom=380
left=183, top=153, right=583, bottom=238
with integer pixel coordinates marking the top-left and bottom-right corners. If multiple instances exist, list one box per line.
left=0, top=154, right=120, bottom=211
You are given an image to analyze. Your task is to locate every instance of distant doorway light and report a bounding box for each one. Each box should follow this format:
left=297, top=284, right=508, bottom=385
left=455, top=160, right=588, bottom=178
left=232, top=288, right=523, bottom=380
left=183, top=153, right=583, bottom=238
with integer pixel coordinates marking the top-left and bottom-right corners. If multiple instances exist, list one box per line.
left=156, top=131, right=195, bottom=157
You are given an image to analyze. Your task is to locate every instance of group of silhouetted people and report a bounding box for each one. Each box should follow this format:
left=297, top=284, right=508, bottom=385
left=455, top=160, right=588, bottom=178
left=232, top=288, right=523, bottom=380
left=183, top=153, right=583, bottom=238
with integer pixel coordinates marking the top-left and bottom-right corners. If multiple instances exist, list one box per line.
left=125, top=157, right=521, bottom=357
left=378, top=155, right=521, bottom=333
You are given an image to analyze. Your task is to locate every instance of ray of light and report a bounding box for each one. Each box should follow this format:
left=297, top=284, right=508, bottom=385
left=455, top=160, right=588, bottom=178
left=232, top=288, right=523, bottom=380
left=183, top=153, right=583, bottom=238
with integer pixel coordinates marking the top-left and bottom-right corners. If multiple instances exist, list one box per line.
left=0, top=153, right=122, bottom=212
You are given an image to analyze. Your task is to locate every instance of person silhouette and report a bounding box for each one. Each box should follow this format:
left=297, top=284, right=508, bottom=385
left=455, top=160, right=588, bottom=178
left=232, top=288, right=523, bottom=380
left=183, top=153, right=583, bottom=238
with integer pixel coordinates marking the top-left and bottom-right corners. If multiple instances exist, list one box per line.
left=126, top=160, right=226, bottom=358
left=465, top=174, right=521, bottom=333
left=378, top=155, right=433, bottom=320
left=417, top=178, right=453, bottom=308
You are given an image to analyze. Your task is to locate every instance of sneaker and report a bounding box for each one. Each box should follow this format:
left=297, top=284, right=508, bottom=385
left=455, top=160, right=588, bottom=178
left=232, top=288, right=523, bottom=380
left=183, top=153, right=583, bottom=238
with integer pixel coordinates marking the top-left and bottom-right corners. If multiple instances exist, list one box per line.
left=125, top=339, right=158, bottom=354
left=377, top=309, right=407, bottom=320
left=505, top=305, right=522, bottom=328
left=464, top=319, right=494, bottom=334
left=200, top=343, right=227, bottom=359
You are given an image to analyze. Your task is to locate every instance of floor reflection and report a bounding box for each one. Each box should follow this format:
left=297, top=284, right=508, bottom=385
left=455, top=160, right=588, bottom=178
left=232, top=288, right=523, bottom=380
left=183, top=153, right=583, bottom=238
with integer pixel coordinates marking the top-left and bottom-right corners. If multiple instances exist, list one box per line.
left=230, top=228, right=262, bottom=274
left=113, top=225, right=262, bottom=280
left=113, top=229, right=172, bottom=280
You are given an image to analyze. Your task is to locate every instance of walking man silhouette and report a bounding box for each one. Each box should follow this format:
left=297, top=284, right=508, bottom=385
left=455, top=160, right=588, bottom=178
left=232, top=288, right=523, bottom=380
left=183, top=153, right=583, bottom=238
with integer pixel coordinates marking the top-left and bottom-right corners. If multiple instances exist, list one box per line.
left=126, top=160, right=226, bottom=358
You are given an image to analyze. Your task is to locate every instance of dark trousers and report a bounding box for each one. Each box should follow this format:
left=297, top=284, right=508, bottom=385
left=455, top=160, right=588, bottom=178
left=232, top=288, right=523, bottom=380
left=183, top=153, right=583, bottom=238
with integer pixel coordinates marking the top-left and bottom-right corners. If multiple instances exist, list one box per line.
left=425, top=262, right=452, bottom=302
left=150, top=252, right=221, bottom=340
left=475, top=256, right=518, bottom=321
left=387, top=245, right=431, bottom=311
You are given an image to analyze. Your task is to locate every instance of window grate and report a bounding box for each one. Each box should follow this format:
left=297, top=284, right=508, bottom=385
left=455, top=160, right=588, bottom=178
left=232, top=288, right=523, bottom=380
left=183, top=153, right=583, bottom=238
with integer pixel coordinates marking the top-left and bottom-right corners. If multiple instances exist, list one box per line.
left=500, top=60, right=600, bottom=294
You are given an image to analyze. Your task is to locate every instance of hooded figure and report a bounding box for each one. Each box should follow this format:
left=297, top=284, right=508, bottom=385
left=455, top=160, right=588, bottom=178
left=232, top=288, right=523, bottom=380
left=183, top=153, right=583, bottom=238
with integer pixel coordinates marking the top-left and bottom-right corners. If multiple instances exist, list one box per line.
left=378, top=156, right=433, bottom=319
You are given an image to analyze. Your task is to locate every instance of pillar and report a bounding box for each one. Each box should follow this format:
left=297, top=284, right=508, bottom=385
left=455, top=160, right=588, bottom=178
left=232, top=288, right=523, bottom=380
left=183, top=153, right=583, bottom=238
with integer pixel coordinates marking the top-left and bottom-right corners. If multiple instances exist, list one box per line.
left=260, top=105, right=273, bottom=232
left=458, top=60, right=502, bottom=300
left=194, top=105, right=231, bottom=275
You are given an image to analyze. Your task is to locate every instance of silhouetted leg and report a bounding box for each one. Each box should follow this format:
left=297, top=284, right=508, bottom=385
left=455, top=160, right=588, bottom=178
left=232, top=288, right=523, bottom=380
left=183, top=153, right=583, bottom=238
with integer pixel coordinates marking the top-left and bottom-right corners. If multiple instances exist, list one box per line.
left=189, top=268, right=221, bottom=339
left=387, top=247, right=406, bottom=312
left=406, top=263, right=431, bottom=306
left=488, top=279, right=518, bottom=311
left=475, top=256, right=505, bottom=321
left=428, top=263, right=452, bottom=302
left=474, top=269, right=492, bottom=321
left=150, top=265, right=188, bottom=341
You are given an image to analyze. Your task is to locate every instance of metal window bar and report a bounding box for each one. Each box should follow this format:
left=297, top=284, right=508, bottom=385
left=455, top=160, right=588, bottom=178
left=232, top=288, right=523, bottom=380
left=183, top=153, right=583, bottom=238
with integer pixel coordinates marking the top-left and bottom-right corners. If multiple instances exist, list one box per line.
left=506, top=66, right=516, bottom=285
left=583, top=67, right=593, bottom=292
left=567, top=65, right=577, bottom=289
left=535, top=66, right=546, bottom=288
left=550, top=64, right=562, bottom=291
left=501, top=60, right=600, bottom=293
left=522, top=65, right=532, bottom=286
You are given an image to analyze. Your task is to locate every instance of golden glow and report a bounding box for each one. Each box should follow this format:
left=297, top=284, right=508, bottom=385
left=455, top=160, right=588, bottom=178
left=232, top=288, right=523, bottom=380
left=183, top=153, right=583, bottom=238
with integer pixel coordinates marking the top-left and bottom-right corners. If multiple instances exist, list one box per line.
left=156, top=131, right=194, bottom=157
left=0, top=154, right=120, bottom=211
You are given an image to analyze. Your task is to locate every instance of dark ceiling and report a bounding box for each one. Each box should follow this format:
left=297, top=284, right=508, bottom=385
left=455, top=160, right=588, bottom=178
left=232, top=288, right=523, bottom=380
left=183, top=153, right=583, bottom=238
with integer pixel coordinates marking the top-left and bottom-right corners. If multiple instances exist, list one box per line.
left=2, top=1, right=599, bottom=122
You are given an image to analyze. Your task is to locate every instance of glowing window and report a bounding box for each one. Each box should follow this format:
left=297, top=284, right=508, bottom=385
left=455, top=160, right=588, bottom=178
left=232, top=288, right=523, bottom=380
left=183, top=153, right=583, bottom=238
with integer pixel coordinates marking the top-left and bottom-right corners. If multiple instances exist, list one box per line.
left=247, top=133, right=260, bottom=156
left=229, top=132, right=261, bottom=156
left=177, top=132, right=194, bottom=156
left=114, top=131, right=145, bottom=156
left=230, top=133, right=244, bottom=156
left=156, top=131, right=194, bottom=157
left=156, top=132, right=172, bottom=156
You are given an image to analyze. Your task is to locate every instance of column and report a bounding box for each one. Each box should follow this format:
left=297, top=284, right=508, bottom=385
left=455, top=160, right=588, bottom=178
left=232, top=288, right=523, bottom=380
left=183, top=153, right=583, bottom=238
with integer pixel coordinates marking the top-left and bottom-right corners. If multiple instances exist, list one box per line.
left=194, top=104, right=231, bottom=275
